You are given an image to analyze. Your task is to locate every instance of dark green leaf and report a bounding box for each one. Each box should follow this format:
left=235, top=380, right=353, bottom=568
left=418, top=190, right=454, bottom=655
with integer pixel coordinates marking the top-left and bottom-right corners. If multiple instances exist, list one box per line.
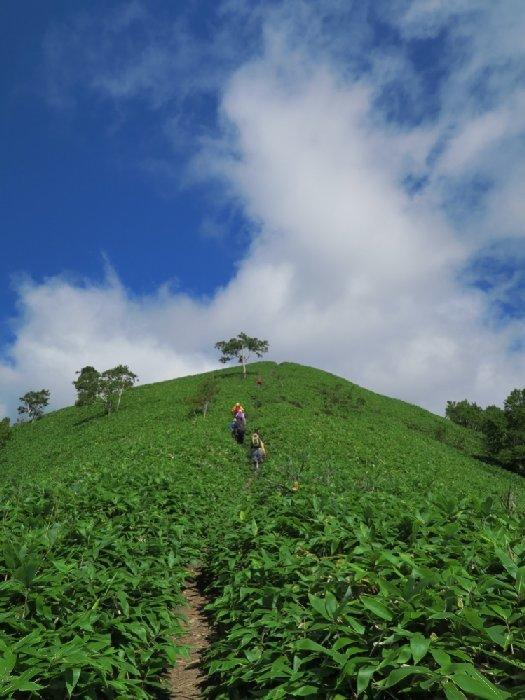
left=410, top=633, right=430, bottom=663
left=452, top=670, right=511, bottom=700
left=361, top=596, right=393, bottom=621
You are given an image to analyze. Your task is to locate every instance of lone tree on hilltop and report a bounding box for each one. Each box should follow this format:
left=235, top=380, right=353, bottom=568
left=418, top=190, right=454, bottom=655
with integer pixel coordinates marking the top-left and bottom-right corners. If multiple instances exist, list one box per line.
left=215, top=332, right=269, bottom=379
left=73, top=366, right=100, bottom=406
left=18, top=389, right=50, bottom=422
left=98, top=365, right=138, bottom=415
left=0, top=418, right=11, bottom=449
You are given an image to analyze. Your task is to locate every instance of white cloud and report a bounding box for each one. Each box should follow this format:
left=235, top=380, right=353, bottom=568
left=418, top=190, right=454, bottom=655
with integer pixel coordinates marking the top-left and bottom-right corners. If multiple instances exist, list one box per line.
left=437, top=101, right=521, bottom=175
left=198, top=42, right=525, bottom=410
left=390, top=1, right=525, bottom=240
left=2, top=0, right=525, bottom=419
left=0, top=276, right=214, bottom=417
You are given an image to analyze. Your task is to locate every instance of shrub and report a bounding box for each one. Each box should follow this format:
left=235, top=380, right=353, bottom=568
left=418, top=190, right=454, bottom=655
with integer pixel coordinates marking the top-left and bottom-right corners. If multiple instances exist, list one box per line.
left=445, top=399, right=484, bottom=431
left=186, top=377, right=219, bottom=417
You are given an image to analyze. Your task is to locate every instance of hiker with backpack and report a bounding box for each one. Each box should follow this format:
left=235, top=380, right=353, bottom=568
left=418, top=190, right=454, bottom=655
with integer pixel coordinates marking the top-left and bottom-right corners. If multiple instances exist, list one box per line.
left=250, top=430, right=266, bottom=470
left=232, top=410, right=246, bottom=444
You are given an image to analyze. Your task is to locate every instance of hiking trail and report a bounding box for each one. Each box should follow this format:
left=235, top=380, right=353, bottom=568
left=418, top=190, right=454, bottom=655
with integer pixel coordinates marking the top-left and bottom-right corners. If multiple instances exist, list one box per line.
left=169, top=568, right=210, bottom=699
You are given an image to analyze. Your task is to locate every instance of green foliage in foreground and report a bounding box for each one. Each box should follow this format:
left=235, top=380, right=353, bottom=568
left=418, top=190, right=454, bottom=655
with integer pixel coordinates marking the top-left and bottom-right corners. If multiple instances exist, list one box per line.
left=0, top=373, right=245, bottom=698
left=1, top=361, right=524, bottom=698
left=205, top=486, right=524, bottom=698
left=1, top=471, right=190, bottom=697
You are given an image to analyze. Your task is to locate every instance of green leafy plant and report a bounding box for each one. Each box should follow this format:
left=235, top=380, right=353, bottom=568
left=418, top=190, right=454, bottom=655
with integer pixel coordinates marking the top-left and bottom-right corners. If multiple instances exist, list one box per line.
left=203, top=488, right=524, bottom=698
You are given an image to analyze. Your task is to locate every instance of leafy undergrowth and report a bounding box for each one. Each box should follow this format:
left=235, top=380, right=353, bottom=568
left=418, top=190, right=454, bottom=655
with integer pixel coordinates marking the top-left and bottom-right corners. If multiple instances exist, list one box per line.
left=204, top=483, right=525, bottom=698
left=0, top=451, right=248, bottom=697
left=1, top=471, right=187, bottom=697
left=0, top=373, right=247, bottom=697
left=1, top=361, right=524, bottom=698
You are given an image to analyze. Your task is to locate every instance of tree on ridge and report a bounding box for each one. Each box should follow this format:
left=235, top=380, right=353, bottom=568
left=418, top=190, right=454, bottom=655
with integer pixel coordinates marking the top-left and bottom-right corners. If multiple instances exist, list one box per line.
left=73, top=364, right=138, bottom=415
left=18, top=390, right=50, bottom=422
left=73, top=366, right=100, bottom=406
left=215, top=333, right=269, bottom=379
left=98, top=365, right=138, bottom=415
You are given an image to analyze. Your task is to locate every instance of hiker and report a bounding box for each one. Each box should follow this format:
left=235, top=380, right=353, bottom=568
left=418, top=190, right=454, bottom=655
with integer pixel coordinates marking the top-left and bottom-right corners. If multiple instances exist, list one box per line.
left=250, top=430, right=266, bottom=470
left=233, top=410, right=246, bottom=444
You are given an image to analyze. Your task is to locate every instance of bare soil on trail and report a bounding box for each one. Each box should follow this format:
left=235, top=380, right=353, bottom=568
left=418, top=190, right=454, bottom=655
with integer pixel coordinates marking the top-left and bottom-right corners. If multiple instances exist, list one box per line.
left=169, top=570, right=210, bottom=699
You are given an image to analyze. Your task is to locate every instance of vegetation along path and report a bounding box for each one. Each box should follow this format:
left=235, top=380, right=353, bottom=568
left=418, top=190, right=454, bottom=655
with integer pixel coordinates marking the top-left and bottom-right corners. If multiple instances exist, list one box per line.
left=1, top=362, right=524, bottom=698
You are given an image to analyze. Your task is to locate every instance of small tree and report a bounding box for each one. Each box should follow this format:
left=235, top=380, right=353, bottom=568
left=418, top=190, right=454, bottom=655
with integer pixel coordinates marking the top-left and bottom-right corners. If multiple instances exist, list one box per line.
left=73, top=366, right=100, bottom=406
left=215, top=332, right=269, bottom=379
left=18, top=390, right=50, bottom=422
left=504, top=389, right=525, bottom=430
left=445, top=399, right=484, bottom=431
left=499, top=389, right=525, bottom=472
left=0, top=418, right=11, bottom=449
left=446, top=388, right=525, bottom=474
left=186, top=376, right=219, bottom=418
left=98, top=365, right=138, bottom=415
left=483, top=405, right=506, bottom=457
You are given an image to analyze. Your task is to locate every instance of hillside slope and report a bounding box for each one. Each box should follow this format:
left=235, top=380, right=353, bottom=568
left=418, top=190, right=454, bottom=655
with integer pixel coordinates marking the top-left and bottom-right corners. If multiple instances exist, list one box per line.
left=1, top=362, right=524, bottom=698
left=3, top=361, right=520, bottom=502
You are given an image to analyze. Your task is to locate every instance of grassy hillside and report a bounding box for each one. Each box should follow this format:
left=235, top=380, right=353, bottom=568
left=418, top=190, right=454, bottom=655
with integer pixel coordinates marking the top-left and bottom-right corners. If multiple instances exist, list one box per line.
left=1, top=362, right=524, bottom=698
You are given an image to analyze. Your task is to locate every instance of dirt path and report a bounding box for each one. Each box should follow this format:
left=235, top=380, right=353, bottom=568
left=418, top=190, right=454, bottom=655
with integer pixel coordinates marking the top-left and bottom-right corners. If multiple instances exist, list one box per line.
left=169, top=569, right=210, bottom=699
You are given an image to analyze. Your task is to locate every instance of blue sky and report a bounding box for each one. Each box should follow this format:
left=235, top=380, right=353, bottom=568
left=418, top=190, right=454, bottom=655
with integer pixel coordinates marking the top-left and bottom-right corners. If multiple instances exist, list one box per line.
left=1, top=0, right=525, bottom=417
left=1, top=1, right=244, bottom=329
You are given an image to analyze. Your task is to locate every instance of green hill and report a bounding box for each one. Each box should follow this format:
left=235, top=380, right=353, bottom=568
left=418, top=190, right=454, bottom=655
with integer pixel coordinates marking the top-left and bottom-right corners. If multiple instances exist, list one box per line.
left=1, top=362, right=524, bottom=698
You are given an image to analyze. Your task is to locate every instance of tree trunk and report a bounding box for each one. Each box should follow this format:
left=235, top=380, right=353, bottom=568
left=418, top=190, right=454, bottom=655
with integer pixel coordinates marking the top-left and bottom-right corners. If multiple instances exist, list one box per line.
left=242, top=349, right=247, bottom=379
left=116, top=385, right=124, bottom=412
